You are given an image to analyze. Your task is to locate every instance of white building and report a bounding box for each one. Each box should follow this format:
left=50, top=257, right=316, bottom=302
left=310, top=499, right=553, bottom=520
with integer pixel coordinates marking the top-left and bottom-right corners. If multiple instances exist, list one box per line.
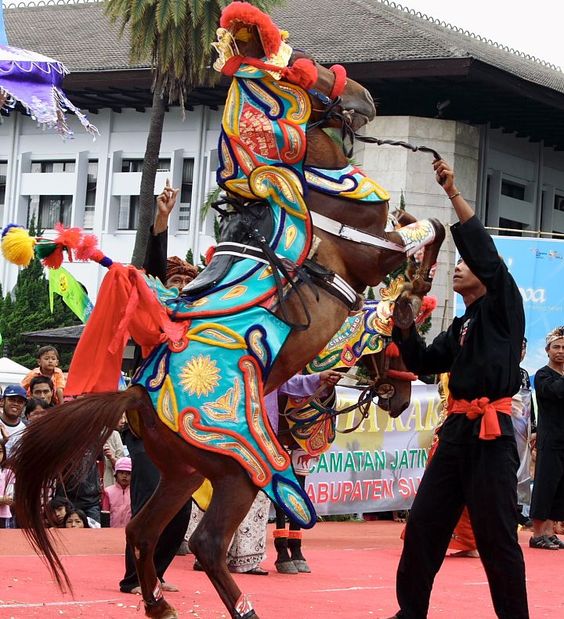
left=3, top=0, right=564, bottom=338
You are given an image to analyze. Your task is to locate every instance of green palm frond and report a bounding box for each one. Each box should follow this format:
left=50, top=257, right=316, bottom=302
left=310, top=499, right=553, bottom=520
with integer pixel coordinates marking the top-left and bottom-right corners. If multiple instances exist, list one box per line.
left=105, top=0, right=285, bottom=105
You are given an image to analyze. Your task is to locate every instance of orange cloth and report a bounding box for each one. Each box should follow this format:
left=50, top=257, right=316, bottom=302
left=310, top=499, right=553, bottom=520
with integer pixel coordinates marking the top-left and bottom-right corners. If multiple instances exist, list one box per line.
left=447, top=396, right=513, bottom=441
left=66, top=263, right=185, bottom=396
left=449, top=507, right=476, bottom=552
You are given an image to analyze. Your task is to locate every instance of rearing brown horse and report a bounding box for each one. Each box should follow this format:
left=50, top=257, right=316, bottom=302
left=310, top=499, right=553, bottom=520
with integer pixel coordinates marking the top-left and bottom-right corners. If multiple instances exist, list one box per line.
left=9, top=6, right=444, bottom=619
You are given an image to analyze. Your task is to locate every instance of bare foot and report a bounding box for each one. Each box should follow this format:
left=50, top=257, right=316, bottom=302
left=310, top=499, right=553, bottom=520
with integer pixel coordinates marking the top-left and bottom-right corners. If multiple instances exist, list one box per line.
left=161, top=581, right=179, bottom=592
left=449, top=549, right=479, bottom=558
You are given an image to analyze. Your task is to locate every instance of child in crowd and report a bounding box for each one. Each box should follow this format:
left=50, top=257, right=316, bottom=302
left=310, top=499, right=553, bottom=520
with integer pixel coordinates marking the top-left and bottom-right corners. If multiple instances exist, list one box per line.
left=102, top=457, right=132, bottom=527
left=0, top=441, right=15, bottom=528
left=21, top=345, right=66, bottom=405
left=46, top=496, right=75, bottom=528
left=64, top=509, right=90, bottom=528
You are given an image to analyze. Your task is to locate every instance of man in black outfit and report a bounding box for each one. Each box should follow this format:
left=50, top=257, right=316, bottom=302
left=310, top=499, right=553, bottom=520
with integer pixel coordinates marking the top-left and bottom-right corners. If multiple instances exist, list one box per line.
left=120, top=182, right=197, bottom=595
left=387, top=159, right=529, bottom=619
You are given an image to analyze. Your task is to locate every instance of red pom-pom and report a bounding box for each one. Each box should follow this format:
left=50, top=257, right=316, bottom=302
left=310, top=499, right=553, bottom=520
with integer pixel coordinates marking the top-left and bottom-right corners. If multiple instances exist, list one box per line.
left=54, top=223, right=82, bottom=251
left=75, top=234, right=99, bottom=261
left=42, top=246, right=64, bottom=269
left=220, top=2, right=283, bottom=58
left=416, top=295, right=438, bottom=324
left=205, top=245, right=216, bottom=266
left=282, top=58, right=318, bottom=90
left=385, top=342, right=401, bottom=358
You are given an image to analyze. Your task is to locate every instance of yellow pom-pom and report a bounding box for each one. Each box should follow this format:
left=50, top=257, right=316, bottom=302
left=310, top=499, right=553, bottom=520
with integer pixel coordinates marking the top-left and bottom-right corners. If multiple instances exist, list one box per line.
left=1, top=226, right=37, bottom=267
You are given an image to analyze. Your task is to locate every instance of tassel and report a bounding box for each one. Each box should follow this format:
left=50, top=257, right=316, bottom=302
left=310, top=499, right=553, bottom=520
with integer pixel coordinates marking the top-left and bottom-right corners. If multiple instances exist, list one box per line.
left=54, top=223, right=82, bottom=255
left=1, top=225, right=36, bottom=267
left=35, top=241, right=59, bottom=260
left=75, top=233, right=99, bottom=261
left=385, top=342, right=400, bottom=358
left=42, top=246, right=64, bottom=269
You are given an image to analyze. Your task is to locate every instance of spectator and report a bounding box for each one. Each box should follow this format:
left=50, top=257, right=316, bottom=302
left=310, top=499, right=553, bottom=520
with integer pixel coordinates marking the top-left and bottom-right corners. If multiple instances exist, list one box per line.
left=28, top=376, right=56, bottom=407
left=55, top=449, right=102, bottom=525
left=103, top=426, right=125, bottom=488
left=102, top=457, right=132, bottom=527
left=46, top=496, right=74, bottom=528
left=120, top=181, right=194, bottom=595
left=24, top=398, right=49, bottom=423
left=21, top=345, right=66, bottom=405
left=0, top=440, right=15, bottom=528
left=0, top=384, right=28, bottom=457
left=529, top=326, right=564, bottom=549
left=64, top=508, right=90, bottom=528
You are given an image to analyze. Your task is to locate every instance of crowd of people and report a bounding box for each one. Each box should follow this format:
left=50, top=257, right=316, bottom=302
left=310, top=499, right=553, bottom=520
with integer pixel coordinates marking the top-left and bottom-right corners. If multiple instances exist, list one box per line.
left=0, top=163, right=563, bottom=619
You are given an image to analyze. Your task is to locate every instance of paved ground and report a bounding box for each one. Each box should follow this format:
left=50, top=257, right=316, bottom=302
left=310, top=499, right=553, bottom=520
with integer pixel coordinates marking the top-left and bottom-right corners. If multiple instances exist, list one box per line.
left=0, top=521, right=562, bottom=618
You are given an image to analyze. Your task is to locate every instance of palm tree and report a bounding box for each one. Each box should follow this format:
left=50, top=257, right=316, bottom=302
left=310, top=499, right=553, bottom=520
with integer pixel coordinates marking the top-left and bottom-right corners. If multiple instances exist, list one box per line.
left=105, top=0, right=283, bottom=266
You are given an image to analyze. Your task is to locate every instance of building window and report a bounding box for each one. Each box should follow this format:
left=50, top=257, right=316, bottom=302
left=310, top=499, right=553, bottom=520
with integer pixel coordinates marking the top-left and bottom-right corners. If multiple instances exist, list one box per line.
left=118, top=195, right=140, bottom=230
left=121, top=158, right=170, bottom=172
left=0, top=161, right=6, bottom=206
left=28, top=195, right=72, bottom=229
left=84, top=160, right=98, bottom=229
left=499, top=217, right=525, bottom=237
left=31, top=160, right=76, bottom=173
left=179, top=158, right=194, bottom=231
left=554, top=195, right=564, bottom=212
left=501, top=180, right=526, bottom=200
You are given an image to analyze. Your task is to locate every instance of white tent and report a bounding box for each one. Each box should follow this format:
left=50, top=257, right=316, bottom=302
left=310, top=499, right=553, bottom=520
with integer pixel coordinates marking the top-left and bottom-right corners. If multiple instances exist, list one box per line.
left=0, top=357, right=30, bottom=390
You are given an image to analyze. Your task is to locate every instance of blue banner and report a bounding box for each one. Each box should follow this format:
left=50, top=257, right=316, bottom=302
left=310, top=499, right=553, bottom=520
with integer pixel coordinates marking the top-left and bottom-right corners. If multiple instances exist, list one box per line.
left=455, top=236, right=564, bottom=376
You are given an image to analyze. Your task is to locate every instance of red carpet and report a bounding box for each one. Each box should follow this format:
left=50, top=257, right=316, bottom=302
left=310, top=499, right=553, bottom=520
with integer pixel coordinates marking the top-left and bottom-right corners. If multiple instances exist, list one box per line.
left=0, top=522, right=562, bottom=618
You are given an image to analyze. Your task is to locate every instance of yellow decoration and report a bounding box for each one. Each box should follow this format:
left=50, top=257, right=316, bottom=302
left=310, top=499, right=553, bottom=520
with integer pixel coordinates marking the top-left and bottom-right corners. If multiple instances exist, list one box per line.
left=202, top=378, right=241, bottom=421
left=157, top=375, right=179, bottom=432
left=1, top=227, right=36, bottom=267
left=180, top=355, right=220, bottom=397
left=187, top=323, right=246, bottom=350
left=221, top=285, right=248, bottom=300
left=192, top=479, right=213, bottom=511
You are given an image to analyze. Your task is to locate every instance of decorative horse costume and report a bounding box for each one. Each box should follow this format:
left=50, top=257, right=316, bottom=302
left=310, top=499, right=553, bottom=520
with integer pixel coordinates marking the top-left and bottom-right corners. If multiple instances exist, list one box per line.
left=7, top=4, right=444, bottom=619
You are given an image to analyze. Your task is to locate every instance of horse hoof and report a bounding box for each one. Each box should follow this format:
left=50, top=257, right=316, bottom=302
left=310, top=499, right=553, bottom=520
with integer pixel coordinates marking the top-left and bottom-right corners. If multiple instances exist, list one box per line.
left=145, top=600, right=178, bottom=619
left=275, top=560, right=299, bottom=574
left=292, top=559, right=311, bottom=573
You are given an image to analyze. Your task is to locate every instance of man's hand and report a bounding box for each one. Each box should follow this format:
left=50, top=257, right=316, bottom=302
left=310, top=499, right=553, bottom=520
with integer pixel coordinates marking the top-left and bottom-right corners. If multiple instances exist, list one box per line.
left=154, top=179, right=180, bottom=234
left=319, top=369, right=342, bottom=387
left=432, top=159, right=474, bottom=224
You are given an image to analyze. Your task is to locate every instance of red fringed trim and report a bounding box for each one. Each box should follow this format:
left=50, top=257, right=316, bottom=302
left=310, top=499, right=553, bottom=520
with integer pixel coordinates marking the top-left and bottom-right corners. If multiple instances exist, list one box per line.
left=415, top=295, right=438, bottom=324
left=273, top=529, right=288, bottom=539
left=385, top=342, right=400, bottom=358
left=329, top=64, right=347, bottom=98
left=75, top=233, right=99, bottom=261
left=283, top=58, right=318, bottom=90
left=222, top=55, right=245, bottom=76
left=205, top=245, right=216, bottom=266
left=42, top=245, right=64, bottom=269
left=54, top=223, right=82, bottom=256
left=220, top=2, right=283, bottom=58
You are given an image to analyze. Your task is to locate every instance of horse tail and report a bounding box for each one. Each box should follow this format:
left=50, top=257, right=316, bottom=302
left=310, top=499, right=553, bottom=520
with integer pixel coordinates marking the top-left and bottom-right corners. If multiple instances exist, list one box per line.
left=8, top=386, right=147, bottom=592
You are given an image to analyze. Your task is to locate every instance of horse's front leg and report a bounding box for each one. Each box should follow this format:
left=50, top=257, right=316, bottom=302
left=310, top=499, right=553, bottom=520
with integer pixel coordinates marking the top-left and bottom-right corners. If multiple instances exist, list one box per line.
left=189, top=465, right=261, bottom=619
left=126, top=472, right=203, bottom=619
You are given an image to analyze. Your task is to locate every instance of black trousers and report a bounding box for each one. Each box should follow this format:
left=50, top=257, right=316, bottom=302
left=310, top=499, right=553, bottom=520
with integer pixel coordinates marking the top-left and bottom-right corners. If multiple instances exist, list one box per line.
left=119, top=442, right=190, bottom=592
left=395, top=436, right=529, bottom=619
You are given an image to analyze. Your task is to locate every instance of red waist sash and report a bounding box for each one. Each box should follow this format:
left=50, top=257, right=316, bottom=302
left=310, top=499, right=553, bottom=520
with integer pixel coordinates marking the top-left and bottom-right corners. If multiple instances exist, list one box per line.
left=447, top=396, right=513, bottom=441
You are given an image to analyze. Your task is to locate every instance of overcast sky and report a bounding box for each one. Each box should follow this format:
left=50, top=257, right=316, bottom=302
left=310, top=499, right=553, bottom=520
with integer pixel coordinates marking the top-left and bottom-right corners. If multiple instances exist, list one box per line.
left=395, top=0, right=564, bottom=69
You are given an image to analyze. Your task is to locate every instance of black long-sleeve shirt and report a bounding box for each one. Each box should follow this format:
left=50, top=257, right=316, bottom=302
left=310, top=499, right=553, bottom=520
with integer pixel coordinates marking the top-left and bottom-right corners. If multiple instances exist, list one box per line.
left=534, top=365, right=564, bottom=449
left=392, top=215, right=525, bottom=443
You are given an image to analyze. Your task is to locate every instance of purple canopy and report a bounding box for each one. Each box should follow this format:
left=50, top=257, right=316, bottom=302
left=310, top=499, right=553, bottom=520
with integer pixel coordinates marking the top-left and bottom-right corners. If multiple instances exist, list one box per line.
left=0, top=44, right=97, bottom=138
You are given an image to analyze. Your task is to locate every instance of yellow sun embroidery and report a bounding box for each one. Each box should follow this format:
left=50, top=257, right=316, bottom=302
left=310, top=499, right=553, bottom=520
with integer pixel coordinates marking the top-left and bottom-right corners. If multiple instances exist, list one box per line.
left=180, top=355, right=220, bottom=397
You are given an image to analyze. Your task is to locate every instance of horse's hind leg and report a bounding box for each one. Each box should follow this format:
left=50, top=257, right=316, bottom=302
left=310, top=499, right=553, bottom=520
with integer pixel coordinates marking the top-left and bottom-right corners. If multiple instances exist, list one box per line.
left=189, top=461, right=260, bottom=619
left=126, top=471, right=204, bottom=619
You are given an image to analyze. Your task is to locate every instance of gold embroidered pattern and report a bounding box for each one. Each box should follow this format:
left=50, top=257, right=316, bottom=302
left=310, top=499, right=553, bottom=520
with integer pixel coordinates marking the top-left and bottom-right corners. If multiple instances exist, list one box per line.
left=180, top=355, right=220, bottom=397
left=149, top=355, right=167, bottom=389
left=202, top=378, right=241, bottom=421
left=157, top=375, right=179, bottom=432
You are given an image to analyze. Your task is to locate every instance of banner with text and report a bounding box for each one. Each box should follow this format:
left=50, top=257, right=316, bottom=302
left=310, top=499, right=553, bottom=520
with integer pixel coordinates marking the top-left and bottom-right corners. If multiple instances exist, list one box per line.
left=307, top=383, right=441, bottom=515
